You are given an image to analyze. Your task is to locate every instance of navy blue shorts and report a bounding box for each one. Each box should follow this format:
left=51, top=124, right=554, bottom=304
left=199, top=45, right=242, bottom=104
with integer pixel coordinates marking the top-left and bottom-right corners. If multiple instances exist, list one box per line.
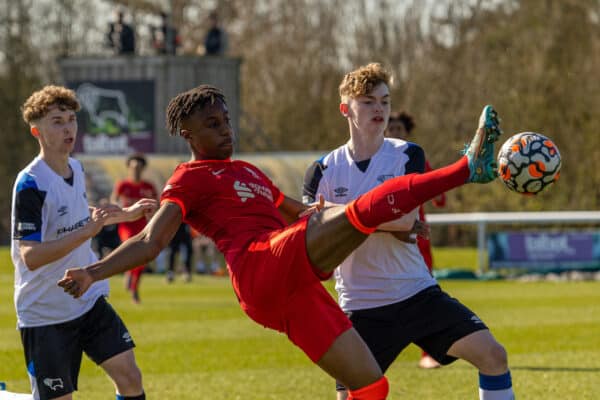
left=20, top=296, right=135, bottom=399
left=337, top=285, right=488, bottom=391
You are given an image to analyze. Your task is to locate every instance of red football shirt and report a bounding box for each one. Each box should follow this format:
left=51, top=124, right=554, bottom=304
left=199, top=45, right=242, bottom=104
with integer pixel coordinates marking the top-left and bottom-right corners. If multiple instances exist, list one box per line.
left=161, top=159, right=285, bottom=262
left=114, top=179, right=158, bottom=236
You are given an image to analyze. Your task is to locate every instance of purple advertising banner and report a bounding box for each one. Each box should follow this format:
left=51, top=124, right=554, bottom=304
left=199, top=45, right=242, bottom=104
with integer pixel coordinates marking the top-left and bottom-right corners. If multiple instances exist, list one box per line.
left=488, top=231, right=600, bottom=269
left=67, top=80, right=155, bottom=154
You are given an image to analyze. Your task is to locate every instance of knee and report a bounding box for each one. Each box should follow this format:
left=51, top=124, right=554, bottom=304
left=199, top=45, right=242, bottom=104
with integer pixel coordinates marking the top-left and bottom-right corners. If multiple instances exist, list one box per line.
left=115, top=364, right=143, bottom=393
left=482, top=342, right=508, bottom=374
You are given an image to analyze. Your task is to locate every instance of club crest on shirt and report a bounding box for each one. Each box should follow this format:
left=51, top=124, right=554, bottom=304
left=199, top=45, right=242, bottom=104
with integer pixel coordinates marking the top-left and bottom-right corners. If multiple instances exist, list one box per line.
left=43, top=378, right=64, bottom=391
left=334, top=187, right=349, bottom=197
left=233, top=180, right=273, bottom=203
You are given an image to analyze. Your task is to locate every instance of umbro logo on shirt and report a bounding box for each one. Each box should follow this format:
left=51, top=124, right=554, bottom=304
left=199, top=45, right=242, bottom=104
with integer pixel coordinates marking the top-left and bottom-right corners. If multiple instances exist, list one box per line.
left=58, top=205, right=68, bottom=216
left=334, top=187, right=348, bottom=197
left=234, top=181, right=256, bottom=202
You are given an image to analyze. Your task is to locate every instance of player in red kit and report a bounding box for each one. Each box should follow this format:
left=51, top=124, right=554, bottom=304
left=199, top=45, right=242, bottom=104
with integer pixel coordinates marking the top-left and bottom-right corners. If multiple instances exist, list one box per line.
left=112, top=153, right=158, bottom=303
left=59, top=84, right=502, bottom=399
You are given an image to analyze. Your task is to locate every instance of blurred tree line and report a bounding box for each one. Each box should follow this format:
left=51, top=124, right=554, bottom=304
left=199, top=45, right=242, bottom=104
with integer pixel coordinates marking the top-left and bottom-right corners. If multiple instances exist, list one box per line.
left=0, top=0, right=598, bottom=243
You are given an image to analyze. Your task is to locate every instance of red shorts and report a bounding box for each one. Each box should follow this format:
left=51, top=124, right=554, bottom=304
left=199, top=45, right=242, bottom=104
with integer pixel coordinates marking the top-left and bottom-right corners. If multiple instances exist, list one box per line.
left=228, top=218, right=352, bottom=362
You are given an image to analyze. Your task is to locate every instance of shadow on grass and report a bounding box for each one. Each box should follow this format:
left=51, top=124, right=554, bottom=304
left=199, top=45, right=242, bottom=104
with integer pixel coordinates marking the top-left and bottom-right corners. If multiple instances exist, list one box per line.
left=512, top=366, right=600, bottom=372
left=450, top=364, right=600, bottom=373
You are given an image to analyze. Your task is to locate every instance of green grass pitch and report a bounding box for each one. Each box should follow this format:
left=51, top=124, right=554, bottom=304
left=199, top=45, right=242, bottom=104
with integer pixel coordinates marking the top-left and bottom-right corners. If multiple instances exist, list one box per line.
left=1, top=247, right=599, bottom=399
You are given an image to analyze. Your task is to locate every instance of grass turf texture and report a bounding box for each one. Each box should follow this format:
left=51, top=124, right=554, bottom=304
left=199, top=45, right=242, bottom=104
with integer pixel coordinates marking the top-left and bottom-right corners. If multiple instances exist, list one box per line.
left=1, top=247, right=599, bottom=399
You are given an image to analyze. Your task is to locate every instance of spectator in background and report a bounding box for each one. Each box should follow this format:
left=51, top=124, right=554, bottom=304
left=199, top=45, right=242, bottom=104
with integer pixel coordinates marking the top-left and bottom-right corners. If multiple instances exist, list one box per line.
left=167, top=223, right=193, bottom=282
left=191, top=228, right=221, bottom=275
left=112, top=153, right=158, bottom=303
left=203, top=11, right=227, bottom=56
left=151, top=12, right=180, bottom=55
left=385, top=110, right=447, bottom=369
left=106, top=10, right=136, bottom=55
left=93, top=198, right=122, bottom=259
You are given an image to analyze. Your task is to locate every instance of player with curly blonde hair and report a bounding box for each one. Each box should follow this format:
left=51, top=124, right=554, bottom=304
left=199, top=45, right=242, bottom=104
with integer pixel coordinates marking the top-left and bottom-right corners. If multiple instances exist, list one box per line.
left=13, top=85, right=156, bottom=400
left=305, top=63, right=514, bottom=400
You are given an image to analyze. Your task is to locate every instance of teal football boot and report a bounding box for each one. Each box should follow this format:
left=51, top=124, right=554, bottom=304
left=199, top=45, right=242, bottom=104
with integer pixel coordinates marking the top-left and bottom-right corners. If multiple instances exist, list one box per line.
left=463, top=105, right=503, bottom=183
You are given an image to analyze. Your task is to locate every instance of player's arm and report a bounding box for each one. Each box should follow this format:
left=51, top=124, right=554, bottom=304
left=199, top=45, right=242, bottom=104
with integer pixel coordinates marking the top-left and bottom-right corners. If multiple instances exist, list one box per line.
left=279, top=195, right=332, bottom=222
left=20, top=207, right=109, bottom=271
left=278, top=196, right=310, bottom=223
left=58, top=201, right=182, bottom=298
left=102, top=198, right=158, bottom=225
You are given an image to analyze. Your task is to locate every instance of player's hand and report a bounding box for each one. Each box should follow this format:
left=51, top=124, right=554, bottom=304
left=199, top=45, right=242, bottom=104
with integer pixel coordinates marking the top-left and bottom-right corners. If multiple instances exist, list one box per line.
left=298, top=194, right=325, bottom=218
left=411, top=220, right=430, bottom=239
left=390, top=221, right=430, bottom=243
left=86, top=207, right=110, bottom=236
left=58, top=268, right=93, bottom=298
left=390, top=231, right=417, bottom=243
left=127, top=198, right=159, bottom=220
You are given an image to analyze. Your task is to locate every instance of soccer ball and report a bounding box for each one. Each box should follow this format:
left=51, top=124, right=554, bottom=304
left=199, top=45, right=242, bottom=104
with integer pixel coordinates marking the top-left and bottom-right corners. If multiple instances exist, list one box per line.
left=497, top=132, right=561, bottom=195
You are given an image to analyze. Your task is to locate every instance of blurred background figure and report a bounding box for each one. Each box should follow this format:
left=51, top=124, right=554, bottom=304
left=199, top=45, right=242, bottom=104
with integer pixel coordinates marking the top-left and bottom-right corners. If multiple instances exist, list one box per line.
left=112, top=153, right=158, bottom=303
left=106, top=9, right=136, bottom=55
left=191, top=228, right=221, bottom=275
left=167, top=223, right=193, bottom=282
left=385, top=110, right=446, bottom=369
left=151, top=11, right=180, bottom=55
left=92, top=198, right=122, bottom=259
left=203, top=11, right=227, bottom=56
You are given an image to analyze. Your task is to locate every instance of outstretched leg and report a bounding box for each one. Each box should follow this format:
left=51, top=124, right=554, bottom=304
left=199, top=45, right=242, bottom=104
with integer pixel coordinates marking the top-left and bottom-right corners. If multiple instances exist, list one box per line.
left=306, top=106, right=502, bottom=271
left=346, top=105, right=501, bottom=232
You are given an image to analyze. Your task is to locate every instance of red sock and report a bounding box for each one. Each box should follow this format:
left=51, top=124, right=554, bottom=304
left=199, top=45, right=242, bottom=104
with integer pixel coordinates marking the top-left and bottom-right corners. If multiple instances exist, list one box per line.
left=348, top=376, right=389, bottom=400
left=346, top=157, right=469, bottom=233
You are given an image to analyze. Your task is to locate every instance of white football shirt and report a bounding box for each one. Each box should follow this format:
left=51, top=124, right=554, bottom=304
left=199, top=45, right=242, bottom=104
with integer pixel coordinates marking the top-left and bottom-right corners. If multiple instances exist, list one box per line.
left=304, top=138, right=437, bottom=311
left=11, top=156, right=109, bottom=328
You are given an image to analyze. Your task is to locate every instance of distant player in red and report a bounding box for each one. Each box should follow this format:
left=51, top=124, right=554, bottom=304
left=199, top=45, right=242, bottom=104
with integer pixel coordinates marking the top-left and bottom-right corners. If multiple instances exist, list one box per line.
left=385, top=111, right=446, bottom=369
left=112, top=153, right=158, bottom=303
left=59, top=84, right=502, bottom=399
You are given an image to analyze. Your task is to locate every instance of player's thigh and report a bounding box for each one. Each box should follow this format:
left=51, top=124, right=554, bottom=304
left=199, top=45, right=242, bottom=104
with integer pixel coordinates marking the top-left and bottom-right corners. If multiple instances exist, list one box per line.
left=80, top=297, right=137, bottom=367
left=305, top=206, right=368, bottom=271
left=335, top=305, right=409, bottom=392
left=100, top=349, right=142, bottom=390
left=283, top=282, right=353, bottom=363
left=446, top=329, right=508, bottom=372
left=20, top=322, right=83, bottom=399
left=413, top=287, right=488, bottom=365
left=348, top=306, right=410, bottom=372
